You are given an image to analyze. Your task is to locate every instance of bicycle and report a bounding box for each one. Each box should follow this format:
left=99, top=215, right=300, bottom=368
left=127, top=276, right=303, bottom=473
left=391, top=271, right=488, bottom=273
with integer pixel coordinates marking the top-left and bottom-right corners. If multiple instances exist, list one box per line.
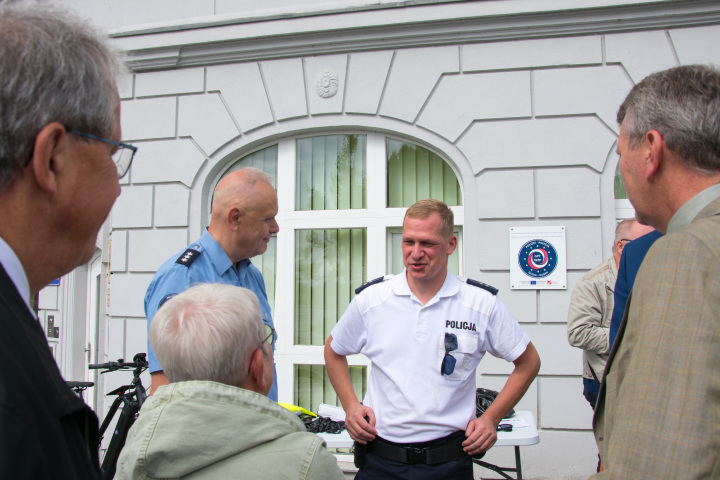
left=89, top=352, right=148, bottom=480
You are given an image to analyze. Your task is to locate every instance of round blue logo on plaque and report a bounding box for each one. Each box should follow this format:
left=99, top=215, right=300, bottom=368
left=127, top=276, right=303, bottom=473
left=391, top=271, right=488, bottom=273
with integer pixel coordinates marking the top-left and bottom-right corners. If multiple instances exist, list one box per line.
left=518, top=239, right=558, bottom=278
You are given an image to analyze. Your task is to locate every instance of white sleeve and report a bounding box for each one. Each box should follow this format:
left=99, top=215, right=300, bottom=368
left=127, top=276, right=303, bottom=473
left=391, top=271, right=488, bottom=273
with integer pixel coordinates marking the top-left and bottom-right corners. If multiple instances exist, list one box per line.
left=482, top=295, right=530, bottom=362
left=329, top=298, right=368, bottom=356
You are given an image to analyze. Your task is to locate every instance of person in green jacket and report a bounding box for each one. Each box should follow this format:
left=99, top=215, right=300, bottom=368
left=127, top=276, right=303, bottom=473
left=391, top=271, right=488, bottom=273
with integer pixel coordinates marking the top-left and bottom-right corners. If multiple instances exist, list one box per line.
left=115, top=283, right=345, bottom=480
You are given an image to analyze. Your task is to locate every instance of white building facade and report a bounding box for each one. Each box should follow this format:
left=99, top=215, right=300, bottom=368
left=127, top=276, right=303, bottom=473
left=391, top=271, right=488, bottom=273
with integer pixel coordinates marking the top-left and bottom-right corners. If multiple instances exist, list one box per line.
left=37, top=1, right=720, bottom=478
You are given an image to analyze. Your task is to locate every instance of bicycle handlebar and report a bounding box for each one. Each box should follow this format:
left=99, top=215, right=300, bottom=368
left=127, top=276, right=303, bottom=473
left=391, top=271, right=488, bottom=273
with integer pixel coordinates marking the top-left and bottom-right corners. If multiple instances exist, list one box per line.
left=89, top=353, right=148, bottom=372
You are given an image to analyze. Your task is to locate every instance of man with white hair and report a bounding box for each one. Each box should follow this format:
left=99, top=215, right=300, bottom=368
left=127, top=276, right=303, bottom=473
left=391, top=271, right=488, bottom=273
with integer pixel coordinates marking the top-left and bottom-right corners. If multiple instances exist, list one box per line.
left=117, top=284, right=344, bottom=480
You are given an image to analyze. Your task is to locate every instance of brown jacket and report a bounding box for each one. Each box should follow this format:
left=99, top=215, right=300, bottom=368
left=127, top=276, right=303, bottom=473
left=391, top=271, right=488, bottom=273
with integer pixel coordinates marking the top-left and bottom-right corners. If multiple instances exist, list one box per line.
left=592, top=196, right=720, bottom=479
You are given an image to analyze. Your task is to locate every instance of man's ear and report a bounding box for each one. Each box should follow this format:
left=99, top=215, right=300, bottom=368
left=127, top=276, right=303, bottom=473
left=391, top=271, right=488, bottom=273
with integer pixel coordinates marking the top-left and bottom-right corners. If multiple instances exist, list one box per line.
left=30, top=122, right=67, bottom=200
left=227, top=206, right=243, bottom=229
left=248, top=348, right=268, bottom=393
left=644, top=130, right=664, bottom=182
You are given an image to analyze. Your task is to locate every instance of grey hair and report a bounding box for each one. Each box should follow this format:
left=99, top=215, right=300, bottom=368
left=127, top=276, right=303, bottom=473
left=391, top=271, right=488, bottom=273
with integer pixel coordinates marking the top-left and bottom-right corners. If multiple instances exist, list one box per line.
left=149, top=284, right=265, bottom=387
left=617, top=64, right=720, bottom=174
left=0, top=4, right=126, bottom=192
left=235, top=166, right=272, bottom=186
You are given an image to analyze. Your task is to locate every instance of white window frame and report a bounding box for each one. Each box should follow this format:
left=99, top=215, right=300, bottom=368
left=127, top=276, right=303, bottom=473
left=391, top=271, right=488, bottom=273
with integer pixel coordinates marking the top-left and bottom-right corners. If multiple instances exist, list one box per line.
left=223, top=131, right=464, bottom=406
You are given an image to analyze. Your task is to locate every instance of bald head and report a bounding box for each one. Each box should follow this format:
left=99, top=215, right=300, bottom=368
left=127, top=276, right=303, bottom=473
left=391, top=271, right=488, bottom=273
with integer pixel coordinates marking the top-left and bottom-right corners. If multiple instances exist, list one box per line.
left=208, top=167, right=279, bottom=264
left=211, top=168, right=273, bottom=218
left=612, top=219, right=654, bottom=266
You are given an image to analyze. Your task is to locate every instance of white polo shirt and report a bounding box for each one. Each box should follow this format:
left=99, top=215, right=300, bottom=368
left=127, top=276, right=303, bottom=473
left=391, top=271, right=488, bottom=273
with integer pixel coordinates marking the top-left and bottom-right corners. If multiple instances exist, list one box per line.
left=330, top=270, right=529, bottom=443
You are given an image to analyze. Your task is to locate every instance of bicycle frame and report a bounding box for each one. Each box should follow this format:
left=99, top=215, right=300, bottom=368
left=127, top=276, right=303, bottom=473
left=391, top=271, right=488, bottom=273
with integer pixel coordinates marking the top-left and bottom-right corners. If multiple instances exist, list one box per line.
left=89, top=353, right=148, bottom=480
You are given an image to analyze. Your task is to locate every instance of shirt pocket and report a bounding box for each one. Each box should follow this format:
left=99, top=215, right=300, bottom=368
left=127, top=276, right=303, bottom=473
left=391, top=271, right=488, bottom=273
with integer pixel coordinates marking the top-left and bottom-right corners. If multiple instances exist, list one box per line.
left=440, top=331, right=478, bottom=382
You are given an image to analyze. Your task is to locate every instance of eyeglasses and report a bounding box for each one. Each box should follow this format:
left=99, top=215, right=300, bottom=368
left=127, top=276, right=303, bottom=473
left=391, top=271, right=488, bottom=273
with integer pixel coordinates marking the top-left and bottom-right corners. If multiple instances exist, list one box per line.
left=67, top=128, right=137, bottom=179
left=263, top=324, right=276, bottom=348
left=441, top=333, right=458, bottom=375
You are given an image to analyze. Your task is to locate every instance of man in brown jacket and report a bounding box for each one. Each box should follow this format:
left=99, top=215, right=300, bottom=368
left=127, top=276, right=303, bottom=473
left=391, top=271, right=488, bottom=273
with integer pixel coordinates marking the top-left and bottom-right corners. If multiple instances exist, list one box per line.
left=592, top=65, right=720, bottom=479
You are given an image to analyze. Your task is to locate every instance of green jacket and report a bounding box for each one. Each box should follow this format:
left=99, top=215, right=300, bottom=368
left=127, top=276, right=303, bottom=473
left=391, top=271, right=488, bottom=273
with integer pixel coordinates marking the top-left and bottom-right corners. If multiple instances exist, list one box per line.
left=115, top=381, right=345, bottom=480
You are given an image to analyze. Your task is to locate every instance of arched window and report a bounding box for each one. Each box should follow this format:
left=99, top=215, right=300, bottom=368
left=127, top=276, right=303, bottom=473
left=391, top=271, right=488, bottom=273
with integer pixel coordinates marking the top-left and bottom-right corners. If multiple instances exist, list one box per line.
left=218, top=133, right=463, bottom=411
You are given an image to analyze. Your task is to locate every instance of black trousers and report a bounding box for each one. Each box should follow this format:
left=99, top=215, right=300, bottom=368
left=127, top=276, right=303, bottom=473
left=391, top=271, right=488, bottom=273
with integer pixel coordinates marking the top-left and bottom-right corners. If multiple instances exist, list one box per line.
left=354, top=432, right=473, bottom=480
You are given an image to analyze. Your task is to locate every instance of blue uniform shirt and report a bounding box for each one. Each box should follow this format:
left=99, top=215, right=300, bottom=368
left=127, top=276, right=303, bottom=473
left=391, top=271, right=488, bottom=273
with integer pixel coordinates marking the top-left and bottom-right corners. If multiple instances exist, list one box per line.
left=144, top=228, right=278, bottom=401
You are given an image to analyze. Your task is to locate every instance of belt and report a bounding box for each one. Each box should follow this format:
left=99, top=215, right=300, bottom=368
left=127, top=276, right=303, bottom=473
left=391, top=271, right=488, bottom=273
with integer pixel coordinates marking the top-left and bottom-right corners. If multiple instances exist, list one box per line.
left=365, top=433, right=467, bottom=465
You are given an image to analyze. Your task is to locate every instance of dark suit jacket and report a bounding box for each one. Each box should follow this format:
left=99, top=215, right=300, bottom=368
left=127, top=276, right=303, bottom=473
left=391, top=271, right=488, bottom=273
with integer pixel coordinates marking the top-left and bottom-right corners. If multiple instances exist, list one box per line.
left=0, top=265, right=102, bottom=479
left=593, top=196, right=720, bottom=479
left=608, top=229, right=662, bottom=348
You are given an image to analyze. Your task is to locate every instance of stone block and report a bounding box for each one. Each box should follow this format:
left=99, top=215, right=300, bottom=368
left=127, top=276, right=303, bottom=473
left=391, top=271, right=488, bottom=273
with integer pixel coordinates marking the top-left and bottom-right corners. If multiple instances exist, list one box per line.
left=305, top=54, right=347, bottom=115
left=135, top=67, right=204, bottom=97
left=261, top=58, right=308, bottom=120
left=605, top=30, right=677, bottom=84
left=131, top=138, right=206, bottom=187
left=112, top=185, right=153, bottom=228
left=534, top=65, right=633, bottom=132
left=345, top=51, right=393, bottom=115
left=120, top=97, right=177, bottom=141
left=537, top=168, right=600, bottom=218
left=671, top=24, right=720, bottom=66
left=418, top=71, right=530, bottom=142
left=564, top=219, right=603, bottom=269
left=207, top=63, right=275, bottom=133
left=110, top=230, right=128, bottom=273
left=125, top=318, right=148, bottom=359
left=541, top=271, right=586, bottom=324
left=379, top=45, right=459, bottom=123
left=474, top=272, right=537, bottom=324
left=477, top=169, right=535, bottom=219
left=464, top=35, right=602, bottom=71
left=459, top=117, right=616, bottom=174
left=178, top=93, right=240, bottom=155
left=154, top=184, right=190, bottom=227
left=524, top=324, right=581, bottom=376
left=538, top=376, right=592, bottom=429
left=108, top=273, right=154, bottom=318
left=128, top=229, right=188, bottom=273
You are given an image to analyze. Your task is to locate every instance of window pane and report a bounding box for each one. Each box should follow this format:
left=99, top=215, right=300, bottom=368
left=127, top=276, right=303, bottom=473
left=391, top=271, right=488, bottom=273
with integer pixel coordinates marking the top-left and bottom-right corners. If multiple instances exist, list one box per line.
left=295, top=365, right=367, bottom=414
left=295, top=228, right=366, bottom=345
left=614, top=161, right=627, bottom=199
left=390, top=230, right=460, bottom=275
left=296, top=135, right=366, bottom=210
left=387, top=138, right=462, bottom=207
left=225, top=144, right=278, bottom=188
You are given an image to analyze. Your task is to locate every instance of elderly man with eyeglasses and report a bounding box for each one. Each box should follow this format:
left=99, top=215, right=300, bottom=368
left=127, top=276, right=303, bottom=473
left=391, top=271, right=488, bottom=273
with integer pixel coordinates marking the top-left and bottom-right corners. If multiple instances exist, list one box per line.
left=0, top=5, right=133, bottom=479
left=325, top=199, right=540, bottom=480
left=116, top=284, right=345, bottom=480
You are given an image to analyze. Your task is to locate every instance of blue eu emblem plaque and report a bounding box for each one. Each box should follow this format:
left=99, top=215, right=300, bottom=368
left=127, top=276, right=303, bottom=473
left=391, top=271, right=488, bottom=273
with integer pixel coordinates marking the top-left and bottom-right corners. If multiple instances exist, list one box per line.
left=518, top=239, right=558, bottom=278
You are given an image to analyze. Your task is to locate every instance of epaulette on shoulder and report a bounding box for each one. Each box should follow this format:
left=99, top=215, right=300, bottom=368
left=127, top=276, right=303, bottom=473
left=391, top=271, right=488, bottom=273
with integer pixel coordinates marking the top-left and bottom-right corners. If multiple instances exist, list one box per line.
left=355, top=276, right=387, bottom=295
left=175, top=247, right=201, bottom=267
left=466, top=278, right=498, bottom=296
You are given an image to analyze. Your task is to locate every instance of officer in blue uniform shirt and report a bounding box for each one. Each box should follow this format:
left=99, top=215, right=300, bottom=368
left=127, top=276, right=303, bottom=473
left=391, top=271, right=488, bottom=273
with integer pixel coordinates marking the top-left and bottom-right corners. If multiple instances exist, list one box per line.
left=145, top=167, right=280, bottom=400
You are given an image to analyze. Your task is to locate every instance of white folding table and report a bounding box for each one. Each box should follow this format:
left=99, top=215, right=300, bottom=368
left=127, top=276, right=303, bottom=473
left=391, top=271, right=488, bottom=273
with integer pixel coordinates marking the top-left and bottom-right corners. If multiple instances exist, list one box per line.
left=318, top=410, right=539, bottom=480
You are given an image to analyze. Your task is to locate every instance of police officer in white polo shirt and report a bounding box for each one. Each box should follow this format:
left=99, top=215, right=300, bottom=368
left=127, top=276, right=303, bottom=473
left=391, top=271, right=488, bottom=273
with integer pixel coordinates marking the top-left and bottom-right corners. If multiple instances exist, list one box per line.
left=325, top=199, right=541, bottom=479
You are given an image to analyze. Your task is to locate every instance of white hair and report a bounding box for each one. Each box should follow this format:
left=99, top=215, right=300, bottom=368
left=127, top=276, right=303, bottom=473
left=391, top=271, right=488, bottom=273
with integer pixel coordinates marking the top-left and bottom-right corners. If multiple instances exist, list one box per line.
left=149, top=284, right=265, bottom=386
